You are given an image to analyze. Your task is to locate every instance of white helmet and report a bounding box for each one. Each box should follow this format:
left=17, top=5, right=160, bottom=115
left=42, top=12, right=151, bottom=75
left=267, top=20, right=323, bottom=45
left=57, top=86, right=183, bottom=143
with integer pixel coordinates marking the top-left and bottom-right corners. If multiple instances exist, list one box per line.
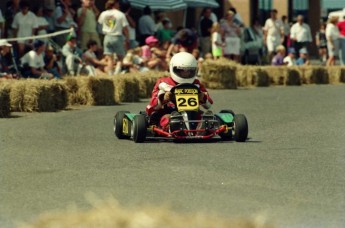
left=169, top=52, right=198, bottom=84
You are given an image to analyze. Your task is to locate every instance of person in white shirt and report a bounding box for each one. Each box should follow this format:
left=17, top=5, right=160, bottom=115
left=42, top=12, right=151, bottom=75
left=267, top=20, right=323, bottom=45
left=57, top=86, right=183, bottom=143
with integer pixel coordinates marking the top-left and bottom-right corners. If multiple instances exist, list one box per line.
left=283, top=47, right=296, bottom=66
left=290, top=15, right=312, bottom=55
left=20, top=39, right=53, bottom=79
left=263, top=9, right=284, bottom=62
left=98, top=0, right=129, bottom=75
left=326, top=16, right=340, bottom=66
left=34, top=6, right=49, bottom=44
left=138, top=6, right=156, bottom=46
left=12, top=0, right=38, bottom=57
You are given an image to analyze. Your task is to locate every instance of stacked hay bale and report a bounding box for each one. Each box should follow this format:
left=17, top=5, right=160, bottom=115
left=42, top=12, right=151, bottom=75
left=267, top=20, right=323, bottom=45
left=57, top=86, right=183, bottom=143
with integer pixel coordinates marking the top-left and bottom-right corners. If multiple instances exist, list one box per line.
left=63, top=77, right=80, bottom=105
left=236, top=66, right=270, bottom=87
left=112, top=75, right=140, bottom=103
left=201, top=58, right=238, bottom=89
left=326, top=66, right=345, bottom=84
left=301, top=66, right=329, bottom=84
left=134, top=71, right=166, bottom=98
left=74, top=77, right=116, bottom=106
left=9, top=79, right=68, bottom=112
left=0, top=82, right=11, bottom=117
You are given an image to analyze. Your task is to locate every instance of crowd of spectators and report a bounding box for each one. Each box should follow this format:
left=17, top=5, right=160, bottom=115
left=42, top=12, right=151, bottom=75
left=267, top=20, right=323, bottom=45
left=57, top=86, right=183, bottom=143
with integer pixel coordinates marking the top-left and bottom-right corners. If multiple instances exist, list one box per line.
left=1, top=0, right=345, bottom=80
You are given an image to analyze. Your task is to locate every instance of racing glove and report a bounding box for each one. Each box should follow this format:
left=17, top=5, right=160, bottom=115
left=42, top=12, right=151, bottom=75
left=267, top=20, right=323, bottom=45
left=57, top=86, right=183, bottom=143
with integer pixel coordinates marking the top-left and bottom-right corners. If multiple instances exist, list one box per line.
left=163, top=91, right=174, bottom=103
left=199, top=92, right=208, bottom=104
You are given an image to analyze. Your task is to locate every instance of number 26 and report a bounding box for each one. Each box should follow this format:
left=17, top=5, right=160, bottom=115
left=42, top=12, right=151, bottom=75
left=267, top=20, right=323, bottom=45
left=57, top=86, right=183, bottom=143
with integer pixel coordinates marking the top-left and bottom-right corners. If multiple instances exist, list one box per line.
left=177, top=97, right=197, bottom=107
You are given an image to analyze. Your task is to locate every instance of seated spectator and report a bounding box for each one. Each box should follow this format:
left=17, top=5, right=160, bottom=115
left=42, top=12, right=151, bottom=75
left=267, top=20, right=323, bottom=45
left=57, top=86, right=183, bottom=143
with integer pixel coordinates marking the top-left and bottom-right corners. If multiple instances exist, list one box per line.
left=20, top=40, right=53, bottom=79
left=82, top=39, right=112, bottom=75
left=44, top=45, right=62, bottom=79
left=122, top=47, right=149, bottom=73
left=62, top=34, right=95, bottom=76
left=283, top=47, right=296, bottom=66
left=296, top=48, right=310, bottom=66
left=271, top=45, right=286, bottom=66
left=166, top=28, right=198, bottom=58
left=141, top=36, right=168, bottom=71
left=0, top=40, right=14, bottom=79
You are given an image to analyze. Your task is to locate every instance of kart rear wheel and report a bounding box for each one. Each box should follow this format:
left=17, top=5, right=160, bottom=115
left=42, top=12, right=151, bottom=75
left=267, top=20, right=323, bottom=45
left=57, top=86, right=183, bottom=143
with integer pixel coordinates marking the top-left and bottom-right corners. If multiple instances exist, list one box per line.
left=234, top=114, right=248, bottom=142
left=114, top=111, right=130, bottom=139
left=132, top=114, right=147, bottom=143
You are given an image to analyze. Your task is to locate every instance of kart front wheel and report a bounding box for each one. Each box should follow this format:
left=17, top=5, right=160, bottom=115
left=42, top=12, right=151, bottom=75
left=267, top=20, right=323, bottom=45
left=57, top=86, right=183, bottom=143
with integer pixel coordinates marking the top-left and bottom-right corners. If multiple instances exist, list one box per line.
left=234, top=114, right=248, bottom=142
left=114, top=111, right=130, bottom=139
left=132, top=114, right=147, bottom=143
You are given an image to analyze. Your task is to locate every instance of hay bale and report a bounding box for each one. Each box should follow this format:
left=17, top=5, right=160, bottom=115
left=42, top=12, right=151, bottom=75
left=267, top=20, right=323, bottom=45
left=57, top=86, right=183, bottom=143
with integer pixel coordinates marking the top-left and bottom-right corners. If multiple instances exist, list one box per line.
left=74, top=77, right=116, bottom=106
left=285, top=67, right=302, bottom=85
left=51, top=81, right=69, bottom=110
left=0, top=83, right=11, bottom=118
left=134, top=71, right=165, bottom=98
left=9, top=80, right=27, bottom=112
left=113, top=75, right=140, bottom=103
left=260, top=66, right=286, bottom=85
left=340, top=67, right=345, bottom=83
left=302, top=66, right=329, bottom=84
left=326, top=66, right=345, bottom=84
left=201, top=59, right=238, bottom=89
left=63, top=77, right=80, bottom=106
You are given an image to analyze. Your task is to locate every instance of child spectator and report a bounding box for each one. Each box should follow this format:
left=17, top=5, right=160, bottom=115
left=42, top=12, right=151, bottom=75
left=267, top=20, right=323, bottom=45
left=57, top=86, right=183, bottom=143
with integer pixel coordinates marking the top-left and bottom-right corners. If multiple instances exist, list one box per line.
left=62, top=34, right=85, bottom=76
left=122, top=47, right=149, bottom=73
left=210, top=22, right=224, bottom=59
left=283, top=47, right=296, bottom=66
left=20, top=40, right=53, bottom=79
left=271, top=45, right=286, bottom=66
left=44, top=45, right=62, bottom=79
left=296, top=48, right=310, bottom=66
left=141, top=36, right=168, bottom=71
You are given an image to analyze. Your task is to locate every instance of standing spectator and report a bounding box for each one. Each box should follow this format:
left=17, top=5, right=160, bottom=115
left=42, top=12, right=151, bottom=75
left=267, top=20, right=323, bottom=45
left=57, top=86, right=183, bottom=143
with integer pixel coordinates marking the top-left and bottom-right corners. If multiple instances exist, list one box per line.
left=221, top=9, right=241, bottom=62
left=34, top=6, right=49, bottom=44
left=138, top=6, right=156, bottom=46
left=263, top=9, right=284, bottom=62
left=12, top=1, right=38, bottom=57
left=315, top=22, right=328, bottom=65
left=210, top=22, right=224, bottom=59
left=199, top=8, right=214, bottom=57
left=326, top=16, right=340, bottom=66
left=155, top=11, right=170, bottom=31
left=44, top=45, right=62, bottom=79
left=54, top=0, right=77, bottom=47
left=271, top=45, right=285, bottom=66
left=0, top=10, right=5, bottom=38
left=98, top=0, right=129, bottom=75
left=337, top=15, right=345, bottom=65
left=282, top=15, right=290, bottom=50
left=283, top=47, right=296, bottom=66
left=296, top=48, right=310, bottom=66
left=290, top=15, right=312, bottom=55
left=156, top=19, right=174, bottom=47
left=229, top=7, right=244, bottom=27
left=20, top=40, right=53, bottom=79
left=121, top=1, right=138, bottom=49
left=242, top=17, right=264, bottom=65
left=77, top=0, right=101, bottom=51
left=166, top=28, right=198, bottom=59
left=43, top=6, right=56, bottom=34
left=5, top=0, right=21, bottom=38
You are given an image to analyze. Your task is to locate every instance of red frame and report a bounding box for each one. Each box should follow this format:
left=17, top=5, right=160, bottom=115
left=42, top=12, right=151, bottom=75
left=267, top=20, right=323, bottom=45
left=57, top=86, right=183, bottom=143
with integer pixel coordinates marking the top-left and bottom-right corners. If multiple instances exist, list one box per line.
left=152, top=125, right=228, bottom=139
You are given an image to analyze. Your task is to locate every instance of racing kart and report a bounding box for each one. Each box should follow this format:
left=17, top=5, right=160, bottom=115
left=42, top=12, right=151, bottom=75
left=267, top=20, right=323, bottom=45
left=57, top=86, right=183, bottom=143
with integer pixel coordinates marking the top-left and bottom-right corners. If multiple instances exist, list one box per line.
left=114, top=83, right=248, bottom=143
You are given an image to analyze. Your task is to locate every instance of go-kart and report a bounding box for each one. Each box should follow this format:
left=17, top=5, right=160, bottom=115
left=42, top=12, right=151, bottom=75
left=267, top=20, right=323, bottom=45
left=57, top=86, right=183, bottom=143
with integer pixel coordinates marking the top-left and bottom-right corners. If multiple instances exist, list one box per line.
left=113, top=83, right=248, bottom=143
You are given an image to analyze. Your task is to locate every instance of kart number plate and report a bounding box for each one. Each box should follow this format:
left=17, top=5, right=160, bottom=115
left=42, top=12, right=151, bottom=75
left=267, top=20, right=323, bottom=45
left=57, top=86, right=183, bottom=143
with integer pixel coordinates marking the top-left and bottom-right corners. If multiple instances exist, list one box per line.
left=175, top=89, right=199, bottom=111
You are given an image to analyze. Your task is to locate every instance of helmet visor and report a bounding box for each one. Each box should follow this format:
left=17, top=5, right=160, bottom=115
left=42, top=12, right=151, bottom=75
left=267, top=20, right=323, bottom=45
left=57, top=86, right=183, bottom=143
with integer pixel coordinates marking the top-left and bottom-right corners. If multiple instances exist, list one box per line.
left=173, top=66, right=197, bottom=79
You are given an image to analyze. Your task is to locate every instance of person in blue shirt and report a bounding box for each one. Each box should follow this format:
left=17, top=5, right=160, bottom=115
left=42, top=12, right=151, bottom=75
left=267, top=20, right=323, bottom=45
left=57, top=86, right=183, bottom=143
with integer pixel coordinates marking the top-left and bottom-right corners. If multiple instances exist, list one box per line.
left=296, top=48, right=310, bottom=66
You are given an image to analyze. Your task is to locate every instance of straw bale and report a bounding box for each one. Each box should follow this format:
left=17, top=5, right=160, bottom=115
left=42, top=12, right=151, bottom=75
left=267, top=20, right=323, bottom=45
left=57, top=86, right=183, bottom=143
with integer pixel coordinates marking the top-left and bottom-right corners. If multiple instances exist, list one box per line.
left=22, top=198, right=274, bottom=228
left=326, top=66, right=345, bottom=84
left=63, top=77, right=80, bottom=105
left=260, top=66, right=286, bottom=85
left=74, top=77, right=116, bottom=106
left=0, top=83, right=11, bottom=117
left=133, top=71, right=165, bottom=98
left=285, top=67, right=302, bottom=85
left=113, top=75, right=140, bottom=103
left=201, top=59, right=238, bottom=89
left=340, top=67, right=345, bottom=83
left=51, top=81, right=68, bottom=110
left=301, top=66, right=329, bottom=84
left=9, top=80, right=27, bottom=112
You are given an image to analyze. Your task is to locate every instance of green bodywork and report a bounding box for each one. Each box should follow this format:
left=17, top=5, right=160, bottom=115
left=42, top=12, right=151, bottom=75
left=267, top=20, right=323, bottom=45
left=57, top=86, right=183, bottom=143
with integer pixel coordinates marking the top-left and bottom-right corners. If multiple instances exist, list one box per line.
left=215, top=113, right=234, bottom=124
left=124, top=113, right=137, bottom=121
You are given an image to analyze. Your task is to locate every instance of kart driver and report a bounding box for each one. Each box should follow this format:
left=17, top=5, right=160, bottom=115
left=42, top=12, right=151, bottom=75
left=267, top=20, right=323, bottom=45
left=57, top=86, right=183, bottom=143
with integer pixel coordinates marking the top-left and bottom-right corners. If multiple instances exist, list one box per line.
left=146, top=51, right=213, bottom=128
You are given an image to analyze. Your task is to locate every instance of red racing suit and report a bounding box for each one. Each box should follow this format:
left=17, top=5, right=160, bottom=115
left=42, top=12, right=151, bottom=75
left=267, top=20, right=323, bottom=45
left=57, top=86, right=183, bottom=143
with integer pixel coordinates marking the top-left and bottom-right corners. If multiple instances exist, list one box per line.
left=146, top=76, right=213, bottom=116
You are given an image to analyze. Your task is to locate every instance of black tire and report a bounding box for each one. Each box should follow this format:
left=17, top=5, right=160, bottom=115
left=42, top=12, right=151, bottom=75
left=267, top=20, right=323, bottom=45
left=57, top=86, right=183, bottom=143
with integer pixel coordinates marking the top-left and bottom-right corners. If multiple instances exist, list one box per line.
left=114, top=111, right=130, bottom=139
left=234, top=114, right=248, bottom=142
left=132, top=114, right=147, bottom=143
left=220, top=109, right=235, bottom=116
left=217, top=110, right=234, bottom=141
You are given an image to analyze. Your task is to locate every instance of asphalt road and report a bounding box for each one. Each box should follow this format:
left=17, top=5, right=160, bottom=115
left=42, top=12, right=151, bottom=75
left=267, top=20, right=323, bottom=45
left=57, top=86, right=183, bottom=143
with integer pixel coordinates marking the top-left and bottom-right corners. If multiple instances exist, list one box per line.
left=1, top=85, right=345, bottom=228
